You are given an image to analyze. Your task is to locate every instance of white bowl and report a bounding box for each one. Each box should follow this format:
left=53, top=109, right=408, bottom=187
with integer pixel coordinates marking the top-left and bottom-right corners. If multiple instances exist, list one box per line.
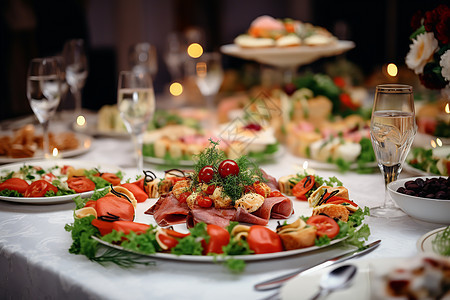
left=387, top=176, right=450, bottom=224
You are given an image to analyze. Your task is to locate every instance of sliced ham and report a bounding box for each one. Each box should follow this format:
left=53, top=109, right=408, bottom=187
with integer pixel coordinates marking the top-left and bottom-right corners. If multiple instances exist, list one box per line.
left=187, top=207, right=236, bottom=228
left=260, top=169, right=279, bottom=191
left=145, top=194, right=189, bottom=227
left=234, top=196, right=294, bottom=225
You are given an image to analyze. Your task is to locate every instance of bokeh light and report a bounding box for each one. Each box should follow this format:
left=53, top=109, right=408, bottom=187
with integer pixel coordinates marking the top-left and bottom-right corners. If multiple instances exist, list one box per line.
left=187, top=43, right=203, bottom=58
left=169, top=82, right=183, bottom=96
left=387, top=63, right=398, bottom=77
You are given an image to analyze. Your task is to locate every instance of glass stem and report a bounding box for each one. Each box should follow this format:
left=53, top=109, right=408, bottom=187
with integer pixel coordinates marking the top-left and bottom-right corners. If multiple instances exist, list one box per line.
left=74, top=88, right=82, bottom=118
left=42, top=120, right=50, bottom=159
left=381, top=164, right=400, bottom=208
left=132, top=132, right=144, bottom=172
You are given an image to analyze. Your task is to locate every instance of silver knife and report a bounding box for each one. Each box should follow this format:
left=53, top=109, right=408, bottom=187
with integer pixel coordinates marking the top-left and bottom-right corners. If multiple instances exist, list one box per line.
left=254, top=239, right=381, bottom=291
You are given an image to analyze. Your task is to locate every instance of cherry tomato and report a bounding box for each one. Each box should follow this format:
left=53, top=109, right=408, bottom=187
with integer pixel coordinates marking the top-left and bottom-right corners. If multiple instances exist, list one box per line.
left=112, top=221, right=150, bottom=235
left=177, top=191, right=191, bottom=203
left=203, top=224, right=230, bottom=254
left=198, top=165, right=214, bottom=183
left=197, top=195, right=213, bottom=208
left=247, top=225, right=283, bottom=254
left=0, top=178, right=29, bottom=194
left=268, top=190, right=283, bottom=198
left=120, top=183, right=148, bottom=203
left=91, top=219, right=115, bottom=236
left=96, top=195, right=135, bottom=222
left=292, top=175, right=315, bottom=199
left=306, top=215, right=340, bottom=239
left=325, top=196, right=358, bottom=207
left=67, top=177, right=96, bottom=193
left=205, top=184, right=216, bottom=195
left=43, top=173, right=56, bottom=182
left=24, top=180, right=58, bottom=197
left=100, top=173, right=121, bottom=185
left=218, top=159, right=239, bottom=178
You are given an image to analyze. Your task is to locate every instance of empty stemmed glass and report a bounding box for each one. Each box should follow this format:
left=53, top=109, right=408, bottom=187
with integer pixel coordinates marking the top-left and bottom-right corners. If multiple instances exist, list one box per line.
left=194, top=52, right=224, bottom=129
left=370, top=84, right=417, bottom=217
left=63, top=39, right=88, bottom=121
left=129, top=42, right=158, bottom=78
left=26, top=57, right=62, bottom=158
left=117, top=71, right=155, bottom=171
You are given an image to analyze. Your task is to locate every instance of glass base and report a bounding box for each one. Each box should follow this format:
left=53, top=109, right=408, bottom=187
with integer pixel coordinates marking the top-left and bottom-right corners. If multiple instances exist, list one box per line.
left=370, top=206, right=405, bottom=218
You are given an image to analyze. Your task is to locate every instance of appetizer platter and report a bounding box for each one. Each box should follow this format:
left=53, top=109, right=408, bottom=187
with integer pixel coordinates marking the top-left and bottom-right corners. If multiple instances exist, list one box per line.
left=0, top=124, right=92, bottom=163
left=0, top=159, right=123, bottom=204
left=404, top=146, right=450, bottom=176
left=66, top=141, right=370, bottom=271
left=417, top=226, right=450, bottom=256
left=221, top=15, right=355, bottom=68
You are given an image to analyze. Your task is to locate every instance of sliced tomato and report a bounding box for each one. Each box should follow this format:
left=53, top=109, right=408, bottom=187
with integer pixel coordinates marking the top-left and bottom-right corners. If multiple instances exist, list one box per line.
left=158, top=233, right=179, bottom=250
left=112, top=221, right=150, bottom=235
left=67, top=177, right=95, bottom=193
left=0, top=178, right=29, bottom=194
left=203, top=224, right=230, bottom=255
left=268, top=190, right=283, bottom=198
left=164, top=228, right=190, bottom=238
left=91, top=219, right=115, bottom=236
left=205, top=184, right=216, bottom=195
left=306, top=215, right=340, bottom=239
left=120, top=183, right=148, bottom=203
left=43, top=173, right=56, bottom=182
left=100, top=173, right=121, bottom=185
left=24, top=180, right=58, bottom=197
left=132, top=178, right=145, bottom=191
left=325, top=196, right=358, bottom=207
left=247, top=225, right=283, bottom=254
left=292, top=176, right=315, bottom=199
left=96, top=195, right=135, bottom=221
left=253, top=181, right=269, bottom=197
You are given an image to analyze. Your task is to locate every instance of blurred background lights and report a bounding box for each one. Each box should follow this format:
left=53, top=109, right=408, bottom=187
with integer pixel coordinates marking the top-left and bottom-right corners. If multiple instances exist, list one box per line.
left=76, top=115, right=86, bottom=126
left=445, top=103, right=449, bottom=114
left=387, top=63, right=398, bottom=77
left=169, top=82, right=183, bottom=96
left=187, top=43, right=203, bottom=58
left=52, top=148, right=59, bottom=157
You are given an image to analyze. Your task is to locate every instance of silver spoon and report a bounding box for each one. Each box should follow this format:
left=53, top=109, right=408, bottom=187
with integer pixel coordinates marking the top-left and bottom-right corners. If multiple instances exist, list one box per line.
left=309, top=264, right=358, bottom=300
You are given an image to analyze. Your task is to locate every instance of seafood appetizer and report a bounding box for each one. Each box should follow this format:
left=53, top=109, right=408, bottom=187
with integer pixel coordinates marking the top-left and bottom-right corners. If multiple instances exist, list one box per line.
left=146, top=140, right=292, bottom=228
left=0, top=164, right=123, bottom=198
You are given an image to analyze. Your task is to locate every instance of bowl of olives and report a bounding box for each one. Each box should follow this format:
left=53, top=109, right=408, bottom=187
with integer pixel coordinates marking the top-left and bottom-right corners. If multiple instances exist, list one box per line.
left=387, top=176, right=450, bottom=224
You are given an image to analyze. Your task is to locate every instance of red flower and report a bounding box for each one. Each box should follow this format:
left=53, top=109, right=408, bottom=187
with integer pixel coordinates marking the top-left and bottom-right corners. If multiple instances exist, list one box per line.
left=411, top=10, right=423, bottom=30
left=435, top=9, right=450, bottom=44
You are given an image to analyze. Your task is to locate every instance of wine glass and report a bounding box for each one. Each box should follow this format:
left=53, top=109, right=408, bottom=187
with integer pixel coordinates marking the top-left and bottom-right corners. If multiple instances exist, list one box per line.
left=63, top=39, right=88, bottom=120
left=128, top=42, right=158, bottom=78
left=194, top=52, right=224, bottom=129
left=26, top=57, right=62, bottom=158
left=370, top=84, right=417, bottom=217
left=117, top=71, right=155, bottom=171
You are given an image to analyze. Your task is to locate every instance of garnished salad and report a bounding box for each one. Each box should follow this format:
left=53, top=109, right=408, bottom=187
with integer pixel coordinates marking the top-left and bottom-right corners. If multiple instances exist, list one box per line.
left=0, top=164, right=123, bottom=198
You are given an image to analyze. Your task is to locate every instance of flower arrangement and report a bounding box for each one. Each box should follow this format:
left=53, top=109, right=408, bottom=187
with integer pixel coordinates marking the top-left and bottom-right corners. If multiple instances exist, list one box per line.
left=405, top=5, right=450, bottom=93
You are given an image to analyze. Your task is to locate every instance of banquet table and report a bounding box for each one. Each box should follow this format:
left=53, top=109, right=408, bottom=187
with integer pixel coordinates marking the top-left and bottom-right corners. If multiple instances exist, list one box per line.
left=0, top=114, right=446, bottom=300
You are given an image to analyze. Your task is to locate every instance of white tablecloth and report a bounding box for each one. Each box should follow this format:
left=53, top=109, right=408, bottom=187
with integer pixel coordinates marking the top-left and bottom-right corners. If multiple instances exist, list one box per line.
left=0, top=125, right=445, bottom=300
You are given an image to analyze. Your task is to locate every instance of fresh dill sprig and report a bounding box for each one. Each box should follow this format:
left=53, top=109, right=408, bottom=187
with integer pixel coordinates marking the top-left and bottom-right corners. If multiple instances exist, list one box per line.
left=91, top=247, right=156, bottom=268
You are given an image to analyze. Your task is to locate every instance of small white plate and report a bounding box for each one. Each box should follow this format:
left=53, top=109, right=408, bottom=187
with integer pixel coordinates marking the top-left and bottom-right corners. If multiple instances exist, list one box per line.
left=0, top=159, right=121, bottom=204
left=416, top=227, right=448, bottom=254
left=0, top=133, right=92, bottom=164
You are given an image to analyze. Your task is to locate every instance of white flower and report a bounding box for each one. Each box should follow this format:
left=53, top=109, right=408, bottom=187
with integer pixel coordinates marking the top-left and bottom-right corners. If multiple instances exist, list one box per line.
left=405, top=32, right=438, bottom=75
left=440, top=49, right=450, bottom=82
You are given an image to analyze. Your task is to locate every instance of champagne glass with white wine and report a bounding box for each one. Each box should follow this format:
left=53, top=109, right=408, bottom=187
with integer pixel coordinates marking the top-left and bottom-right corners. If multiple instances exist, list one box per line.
left=117, top=71, right=155, bottom=171
left=370, top=84, right=417, bottom=217
left=27, top=57, right=62, bottom=158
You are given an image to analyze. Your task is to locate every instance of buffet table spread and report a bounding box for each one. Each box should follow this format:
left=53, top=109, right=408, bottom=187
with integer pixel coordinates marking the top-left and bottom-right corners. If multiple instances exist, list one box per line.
left=0, top=116, right=444, bottom=300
